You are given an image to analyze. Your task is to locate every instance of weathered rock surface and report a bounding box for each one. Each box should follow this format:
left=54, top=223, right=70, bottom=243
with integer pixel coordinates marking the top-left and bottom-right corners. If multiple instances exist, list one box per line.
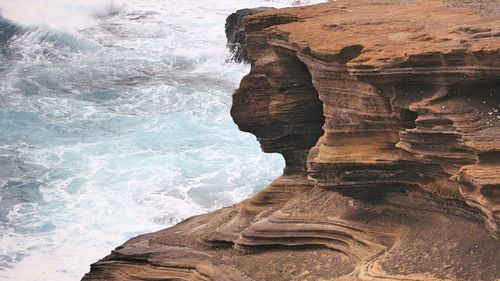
left=225, top=7, right=275, bottom=63
left=83, top=1, right=500, bottom=280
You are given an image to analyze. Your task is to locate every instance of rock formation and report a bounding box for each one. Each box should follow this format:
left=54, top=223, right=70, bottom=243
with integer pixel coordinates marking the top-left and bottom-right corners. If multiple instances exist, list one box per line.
left=225, top=7, right=275, bottom=63
left=83, top=1, right=500, bottom=280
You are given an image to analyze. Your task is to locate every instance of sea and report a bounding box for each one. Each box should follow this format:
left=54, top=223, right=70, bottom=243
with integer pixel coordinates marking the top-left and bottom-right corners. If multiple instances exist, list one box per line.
left=0, top=0, right=324, bottom=280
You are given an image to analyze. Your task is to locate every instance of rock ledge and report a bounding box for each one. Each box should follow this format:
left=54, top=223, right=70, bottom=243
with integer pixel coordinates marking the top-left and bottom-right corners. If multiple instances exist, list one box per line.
left=83, top=1, right=500, bottom=280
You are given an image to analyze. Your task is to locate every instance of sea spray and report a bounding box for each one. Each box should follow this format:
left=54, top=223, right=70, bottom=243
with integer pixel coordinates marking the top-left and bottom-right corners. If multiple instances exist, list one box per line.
left=0, top=0, right=326, bottom=280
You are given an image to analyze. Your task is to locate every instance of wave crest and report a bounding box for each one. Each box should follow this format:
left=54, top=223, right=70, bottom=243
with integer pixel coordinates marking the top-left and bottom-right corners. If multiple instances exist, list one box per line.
left=0, top=17, right=101, bottom=61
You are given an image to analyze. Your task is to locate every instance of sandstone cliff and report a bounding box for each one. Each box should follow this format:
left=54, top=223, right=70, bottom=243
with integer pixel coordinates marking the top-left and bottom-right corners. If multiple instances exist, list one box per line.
left=83, top=1, right=500, bottom=280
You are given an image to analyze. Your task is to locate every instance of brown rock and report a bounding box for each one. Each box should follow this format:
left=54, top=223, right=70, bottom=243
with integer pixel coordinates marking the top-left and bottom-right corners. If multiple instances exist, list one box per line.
left=225, top=7, right=275, bottom=63
left=83, top=1, right=500, bottom=280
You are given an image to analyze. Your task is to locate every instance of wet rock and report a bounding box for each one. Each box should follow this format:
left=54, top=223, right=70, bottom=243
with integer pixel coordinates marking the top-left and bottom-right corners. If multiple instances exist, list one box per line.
left=225, top=7, right=274, bottom=63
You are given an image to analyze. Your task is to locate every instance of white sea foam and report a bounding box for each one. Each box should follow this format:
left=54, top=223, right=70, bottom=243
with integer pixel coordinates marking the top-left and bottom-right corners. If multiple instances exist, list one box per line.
left=0, top=0, right=126, bottom=30
left=0, top=0, right=327, bottom=280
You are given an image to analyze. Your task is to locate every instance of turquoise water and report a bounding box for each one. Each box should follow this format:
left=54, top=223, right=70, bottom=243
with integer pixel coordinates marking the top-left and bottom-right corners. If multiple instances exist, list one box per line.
left=0, top=0, right=323, bottom=280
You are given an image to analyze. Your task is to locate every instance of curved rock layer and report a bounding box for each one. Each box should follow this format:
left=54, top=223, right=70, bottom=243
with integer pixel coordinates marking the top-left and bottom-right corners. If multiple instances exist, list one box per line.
left=83, top=1, right=500, bottom=280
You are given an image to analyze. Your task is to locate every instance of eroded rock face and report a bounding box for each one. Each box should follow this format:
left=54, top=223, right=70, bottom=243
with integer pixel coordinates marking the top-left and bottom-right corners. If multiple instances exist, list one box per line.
left=83, top=1, right=500, bottom=280
left=225, top=7, right=275, bottom=63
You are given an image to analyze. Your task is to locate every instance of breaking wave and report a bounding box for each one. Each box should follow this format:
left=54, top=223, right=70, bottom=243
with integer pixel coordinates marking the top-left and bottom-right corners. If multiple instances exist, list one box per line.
left=0, top=0, right=326, bottom=280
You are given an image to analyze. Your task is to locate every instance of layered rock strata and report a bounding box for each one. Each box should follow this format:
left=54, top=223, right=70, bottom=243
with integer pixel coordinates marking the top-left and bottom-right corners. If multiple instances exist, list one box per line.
left=225, top=7, right=275, bottom=63
left=83, top=1, right=500, bottom=280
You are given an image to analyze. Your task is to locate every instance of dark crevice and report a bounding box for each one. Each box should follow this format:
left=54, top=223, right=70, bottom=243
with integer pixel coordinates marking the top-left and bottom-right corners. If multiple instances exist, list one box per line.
left=236, top=243, right=346, bottom=255
left=280, top=50, right=325, bottom=175
left=337, top=44, right=364, bottom=63
left=399, top=108, right=418, bottom=129
left=204, top=240, right=235, bottom=250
